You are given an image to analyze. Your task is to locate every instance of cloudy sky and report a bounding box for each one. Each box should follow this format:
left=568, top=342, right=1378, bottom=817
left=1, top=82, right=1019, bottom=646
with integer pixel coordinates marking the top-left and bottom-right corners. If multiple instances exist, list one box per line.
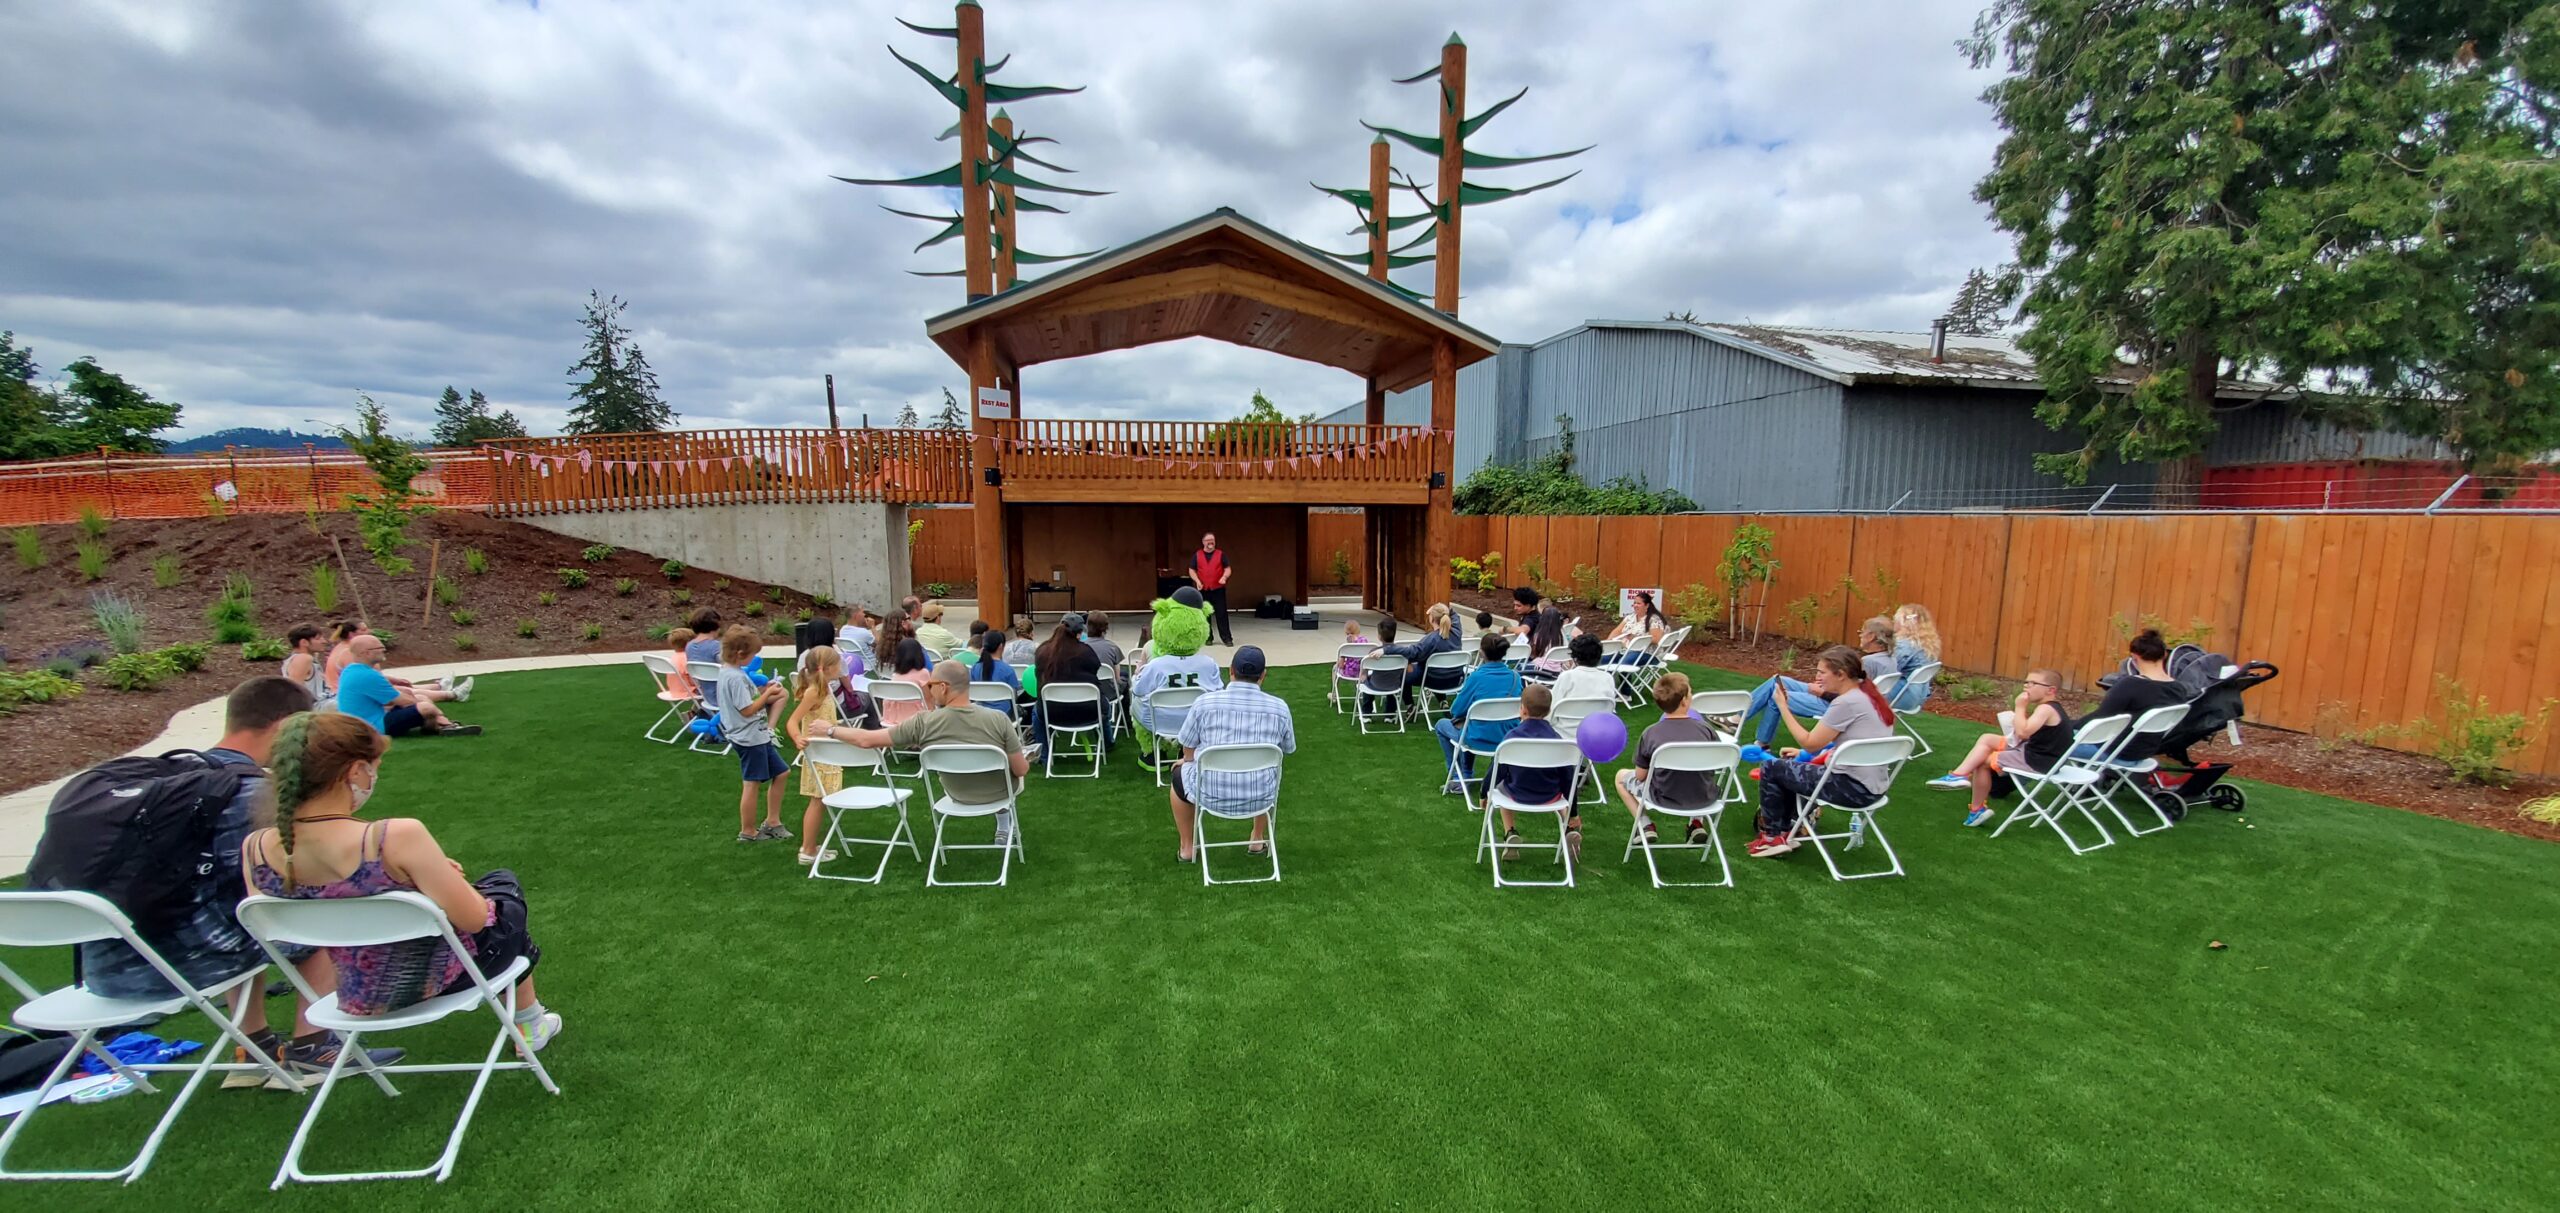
left=0, top=0, right=2011, bottom=439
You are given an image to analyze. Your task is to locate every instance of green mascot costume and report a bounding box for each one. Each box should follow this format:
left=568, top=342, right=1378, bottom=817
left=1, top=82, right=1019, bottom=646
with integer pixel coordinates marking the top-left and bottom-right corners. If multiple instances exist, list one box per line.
left=1131, top=586, right=1216, bottom=752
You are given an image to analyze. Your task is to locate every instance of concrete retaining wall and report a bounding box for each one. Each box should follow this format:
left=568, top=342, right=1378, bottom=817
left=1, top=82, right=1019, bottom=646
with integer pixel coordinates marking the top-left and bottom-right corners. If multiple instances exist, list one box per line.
left=519, top=503, right=911, bottom=609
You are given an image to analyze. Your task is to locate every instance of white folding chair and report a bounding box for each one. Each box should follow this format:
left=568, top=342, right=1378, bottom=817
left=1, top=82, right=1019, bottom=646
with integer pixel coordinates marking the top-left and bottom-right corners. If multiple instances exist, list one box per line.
left=1328, top=642, right=1379, bottom=714
left=2091, top=704, right=2190, bottom=837
left=1445, top=697, right=1524, bottom=811
left=1411, top=651, right=1473, bottom=723
left=638, top=654, right=697, bottom=744
left=1608, top=635, right=1656, bottom=706
left=1691, top=688, right=1754, bottom=803
left=1188, top=743, right=1286, bottom=886
left=802, top=738, right=921, bottom=883
left=1140, top=686, right=1207, bottom=788
left=683, top=659, right=733, bottom=754
left=1620, top=741, right=1742, bottom=889
left=1887, top=661, right=1944, bottom=756
left=1548, top=695, right=1619, bottom=806
left=236, top=892, right=560, bottom=1188
left=0, top=892, right=302, bottom=1183
left=1475, top=737, right=1584, bottom=889
left=1355, top=654, right=1410, bottom=734
left=919, top=743, right=1024, bottom=888
left=1785, top=736, right=1919, bottom=881
left=1037, top=683, right=1106, bottom=778
left=867, top=678, right=928, bottom=769
left=1991, top=714, right=2131, bottom=856
left=966, top=680, right=1021, bottom=720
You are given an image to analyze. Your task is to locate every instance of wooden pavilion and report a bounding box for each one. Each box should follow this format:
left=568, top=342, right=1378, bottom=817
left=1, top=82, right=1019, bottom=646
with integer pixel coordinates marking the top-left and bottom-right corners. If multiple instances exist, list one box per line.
left=925, top=209, right=1498, bottom=619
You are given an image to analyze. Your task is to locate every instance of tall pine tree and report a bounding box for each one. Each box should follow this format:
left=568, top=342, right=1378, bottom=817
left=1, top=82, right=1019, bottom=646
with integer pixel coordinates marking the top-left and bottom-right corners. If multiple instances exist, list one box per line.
left=565, top=291, right=676, bottom=435
left=430, top=385, right=528, bottom=446
left=1966, top=2, right=2558, bottom=490
left=927, top=387, right=967, bottom=432
left=1941, top=268, right=2006, bottom=336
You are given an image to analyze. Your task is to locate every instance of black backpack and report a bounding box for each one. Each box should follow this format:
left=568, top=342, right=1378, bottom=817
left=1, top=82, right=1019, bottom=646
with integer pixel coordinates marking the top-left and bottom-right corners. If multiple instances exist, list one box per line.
left=26, top=751, right=247, bottom=937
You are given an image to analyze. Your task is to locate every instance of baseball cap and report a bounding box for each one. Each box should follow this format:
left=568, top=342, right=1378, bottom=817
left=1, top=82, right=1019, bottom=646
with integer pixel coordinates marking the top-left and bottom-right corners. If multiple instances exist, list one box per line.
left=930, top=659, right=971, bottom=696
left=1231, top=645, right=1266, bottom=679
left=1060, top=611, right=1087, bottom=634
left=1172, top=586, right=1203, bottom=608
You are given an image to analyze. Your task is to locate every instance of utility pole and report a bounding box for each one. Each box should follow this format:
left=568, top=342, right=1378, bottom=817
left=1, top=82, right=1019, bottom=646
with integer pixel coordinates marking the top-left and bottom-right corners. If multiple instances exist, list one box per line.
left=825, top=374, right=840, bottom=429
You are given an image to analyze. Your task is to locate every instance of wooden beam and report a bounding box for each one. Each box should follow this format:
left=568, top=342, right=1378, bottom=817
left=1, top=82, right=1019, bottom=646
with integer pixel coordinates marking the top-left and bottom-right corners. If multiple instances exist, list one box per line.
left=969, top=327, right=1007, bottom=618
left=1423, top=336, right=1457, bottom=609
left=993, top=110, right=1019, bottom=291
left=958, top=3, right=992, bottom=301
left=1433, top=35, right=1466, bottom=315
left=997, top=478, right=1430, bottom=506
left=1368, top=135, right=1391, bottom=284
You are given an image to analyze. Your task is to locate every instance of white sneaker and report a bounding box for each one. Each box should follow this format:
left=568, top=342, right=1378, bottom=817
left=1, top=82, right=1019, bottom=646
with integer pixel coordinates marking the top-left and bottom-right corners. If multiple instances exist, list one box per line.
left=795, top=848, right=840, bottom=865
left=514, top=1012, right=562, bottom=1053
left=452, top=676, right=475, bottom=702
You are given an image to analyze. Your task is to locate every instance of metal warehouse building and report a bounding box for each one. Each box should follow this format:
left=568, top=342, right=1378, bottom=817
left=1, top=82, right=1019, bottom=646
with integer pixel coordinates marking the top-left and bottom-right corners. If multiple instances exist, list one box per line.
left=1323, top=319, right=2448, bottom=511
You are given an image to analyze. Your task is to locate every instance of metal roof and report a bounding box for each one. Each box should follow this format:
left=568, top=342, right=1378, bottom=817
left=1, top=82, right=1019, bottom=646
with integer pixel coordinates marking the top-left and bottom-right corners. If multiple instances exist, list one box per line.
left=1570, top=319, right=2287, bottom=398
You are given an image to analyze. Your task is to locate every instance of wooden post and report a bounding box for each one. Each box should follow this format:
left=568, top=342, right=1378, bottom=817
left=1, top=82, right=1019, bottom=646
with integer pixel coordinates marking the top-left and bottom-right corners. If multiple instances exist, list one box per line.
left=969, top=328, right=1008, bottom=621
left=1432, top=33, right=1467, bottom=315
left=99, top=447, right=116, bottom=518
left=1294, top=508, right=1311, bottom=606
left=1423, top=337, right=1457, bottom=611
left=305, top=443, right=323, bottom=512
left=419, top=539, right=441, bottom=630
left=993, top=109, right=1019, bottom=291
left=1363, top=374, right=1385, bottom=428
left=329, top=535, right=371, bottom=628
left=1366, top=133, right=1391, bottom=284
left=825, top=373, right=839, bottom=429
left=957, top=1, right=994, bottom=301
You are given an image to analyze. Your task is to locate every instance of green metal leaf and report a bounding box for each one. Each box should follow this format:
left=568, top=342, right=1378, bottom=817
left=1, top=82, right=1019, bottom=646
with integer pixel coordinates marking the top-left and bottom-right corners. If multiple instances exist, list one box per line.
left=1014, top=195, right=1069, bottom=215
left=1456, top=171, right=1579, bottom=206
left=1312, top=184, right=1377, bottom=211
left=1391, top=225, right=1438, bottom=253
left=912, top=218, right=968, bottom=253
left=1459, top=87, right=1527, bottom=138
left=834, top=164, right=967, bottom=189
left=880, top=205, right=962, bottom=224
left=936, top=120, right=961, bottom=142
left=978, top=53, right=1012, bottom=77
left=1393, top=65, right=1441, bottom=84
left=908, top=268, right=966, bottom=278
left=984, top=80, right=1086, bottom=102
left=1463, top=145, right=1591, bottom=169
left=989, top=165, right=1111, bottom=196
left=888, top=45, right=967, bottom=110
left=1382, top=211, right=1434, bottom=231
left=1013, top=248, right=1102, bottom=264
left=895, top=18, right=958, bottom=38
left=1362, top=122, right=1443, bottom=157
left=1317, top=248, right=1434, bottom=270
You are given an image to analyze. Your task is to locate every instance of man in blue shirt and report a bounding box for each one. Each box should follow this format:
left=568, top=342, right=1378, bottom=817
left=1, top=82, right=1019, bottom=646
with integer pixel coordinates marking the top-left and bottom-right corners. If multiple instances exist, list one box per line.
left=335, top=633, right=480, bottom=737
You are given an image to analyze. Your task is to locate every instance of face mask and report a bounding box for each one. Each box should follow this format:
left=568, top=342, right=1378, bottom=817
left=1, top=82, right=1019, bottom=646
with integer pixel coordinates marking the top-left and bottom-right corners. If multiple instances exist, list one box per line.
left=350, top=764, right=379, bottom=811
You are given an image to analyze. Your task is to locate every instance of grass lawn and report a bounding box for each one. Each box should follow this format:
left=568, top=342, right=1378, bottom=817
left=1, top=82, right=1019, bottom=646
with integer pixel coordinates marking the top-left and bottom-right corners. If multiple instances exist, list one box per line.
left=6, top=661, right=2557, bottom=1210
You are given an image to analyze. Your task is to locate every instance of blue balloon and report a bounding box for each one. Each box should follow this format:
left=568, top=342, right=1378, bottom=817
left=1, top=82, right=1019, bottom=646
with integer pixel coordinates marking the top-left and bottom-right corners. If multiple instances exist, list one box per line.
left=748, top=670, right=771, bottom=687
left=687, top=717, right=718, bottom=736
left=1575, top=711, right=1629, bottom=764
left=1739, top=743, right=1778, bottom=764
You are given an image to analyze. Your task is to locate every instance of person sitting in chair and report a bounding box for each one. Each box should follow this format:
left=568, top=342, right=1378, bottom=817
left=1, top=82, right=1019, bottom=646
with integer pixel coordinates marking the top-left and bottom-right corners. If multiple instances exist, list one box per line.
left=1746, top=646, right=1898, bottom=859
left=1167, top=646, right=1294, bottom=863
left=1548, top=633, right=1617, bottom=708
left=816, top=660, right=1030, bottom=847
left=1434, top=633, right=1526, bottom=793
left=333, top=633, right=480, bottom=738
left=1386, top=604, right=1465, bottom=705
left=1130, top=593, right=1222, bottom=770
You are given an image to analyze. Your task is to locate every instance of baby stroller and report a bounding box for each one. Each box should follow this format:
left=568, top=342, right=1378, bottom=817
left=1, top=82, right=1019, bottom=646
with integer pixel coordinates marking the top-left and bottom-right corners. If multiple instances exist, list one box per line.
left=2099, top=645, right=2279, bottom=817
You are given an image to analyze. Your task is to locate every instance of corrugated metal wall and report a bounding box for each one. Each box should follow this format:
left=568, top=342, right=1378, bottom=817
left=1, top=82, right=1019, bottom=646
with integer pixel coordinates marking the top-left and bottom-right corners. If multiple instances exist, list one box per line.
left=1315, top=356, right=1501, bottom=479
left=2207, top=401, right=2452, bottom=465
left=1837, top=386, right=2155, bottom=509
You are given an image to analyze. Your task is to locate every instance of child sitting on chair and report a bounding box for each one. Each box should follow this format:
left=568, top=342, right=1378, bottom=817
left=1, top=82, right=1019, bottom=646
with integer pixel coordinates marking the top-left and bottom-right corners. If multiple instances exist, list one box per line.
left=717, top=625, right=793, bottom=844
left=1360, top=618, right=1405, bottom=698
left=1337, top=618, right=1371, bottom=680
left=1493, top=683, right=1577, bottom=861
left=665, top=628, right=700, bottom=700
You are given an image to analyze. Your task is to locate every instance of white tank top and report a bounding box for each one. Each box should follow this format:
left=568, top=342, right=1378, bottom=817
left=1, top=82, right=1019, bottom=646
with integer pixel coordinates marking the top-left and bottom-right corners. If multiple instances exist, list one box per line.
left=283, top=654, right=328, bottom=702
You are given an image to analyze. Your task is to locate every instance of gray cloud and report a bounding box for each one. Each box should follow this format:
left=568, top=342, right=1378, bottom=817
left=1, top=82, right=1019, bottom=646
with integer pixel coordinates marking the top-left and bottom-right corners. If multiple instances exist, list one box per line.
left=0, top=0, right=2010, bottom=440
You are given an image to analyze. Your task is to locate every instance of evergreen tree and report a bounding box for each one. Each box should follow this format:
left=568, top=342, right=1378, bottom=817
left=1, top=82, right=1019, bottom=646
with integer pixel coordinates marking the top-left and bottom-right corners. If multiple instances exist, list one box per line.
left=469, top=390, right=527, bottom=441
left=565, top=291, right=677, bottom=435
left=53, top=357, right=181, bottom=453
left=894, top=399, right=921, bottom=429
left=1941, top=268, right=2006, bottom=336
left=430, top=385, right=528, bottom=445
left=927, top=387, right=967, bottom=432
left=0, top=331, right=66, bottom=460
left=1965, top=2, right=2558, bottom=490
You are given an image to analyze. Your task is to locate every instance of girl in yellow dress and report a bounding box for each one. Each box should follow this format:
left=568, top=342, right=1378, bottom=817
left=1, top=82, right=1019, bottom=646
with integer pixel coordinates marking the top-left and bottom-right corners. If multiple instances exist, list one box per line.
left=789, top=645, right=848, bottom=866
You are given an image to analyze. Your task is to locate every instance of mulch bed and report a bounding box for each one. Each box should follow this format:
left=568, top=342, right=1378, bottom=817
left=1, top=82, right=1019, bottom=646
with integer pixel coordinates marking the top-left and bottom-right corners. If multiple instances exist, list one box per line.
left=0, top=511, right=834, bottom=796
left=1452, top=588, right=2560, bottom=843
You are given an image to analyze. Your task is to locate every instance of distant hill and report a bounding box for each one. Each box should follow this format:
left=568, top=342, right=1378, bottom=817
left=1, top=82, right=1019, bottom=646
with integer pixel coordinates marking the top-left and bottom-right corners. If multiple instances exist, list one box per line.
left=162, top=427, right=350, bottom=453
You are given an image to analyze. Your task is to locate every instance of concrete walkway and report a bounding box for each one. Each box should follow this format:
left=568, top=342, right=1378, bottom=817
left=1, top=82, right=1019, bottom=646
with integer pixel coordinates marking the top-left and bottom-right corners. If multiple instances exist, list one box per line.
left=0, top=598, right=1398, bottom=879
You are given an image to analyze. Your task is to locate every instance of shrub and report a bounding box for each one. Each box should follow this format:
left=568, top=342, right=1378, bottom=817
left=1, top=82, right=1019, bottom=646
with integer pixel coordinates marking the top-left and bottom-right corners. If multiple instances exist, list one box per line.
left=434, top=575, right=462, bottom=606
left=613, top=577, right=638, bottom=597
left=100, top=650, right=178, bottom=691
left=159, top=640, right=212, bottom=672
left=2396, top=677, right=2557, bottom=788
left=1780, top=594, right=1825, bottom=642
left=769, top=617, right=791, bottom=636
left=743, top=602, right=765, bottom=617
left=582, top=543, right=616, bottom=563
left=1717, top=524, right=1779, bottom=640
left=372, top=629, right=397, bottom=648
left=40, top=642, right=108, bottom=678
left=646, top=623, right=674, bottom=642
left=536, top=590, right=558, bottom=607
left=517, top=618, right=540, bottom=638
left=464, top=546, right=489, bottom=575
left=811, top=592, right=836, bottom=610
left=762, top=583, right=785, bottom=602
left=11, top=528, right=43, bottom=569
left=91, top=590, right=146, bottom=654
left=1328, top=546, right=1355, bottom=586
left=1939, top=674, right=2003, bottom=703
left=1570, top=563, right=1618, bottom=609
left=74, top=538, right=108, bottom=581
left=454, top=633, right=478, bottom=652
left=451, top=608, right=477, bottom=626
left=557, top=567, right=589, bottom=589
left=796, top=607, right=814, bottom=621
left=670, top=588, right=693, bottom=606
left=205, top=576, right=258, bottom=644
left=1448, top=556, right=1486, bottom=592
left=581, top=621, right=604, bottom=641
left=907, top=518, right=924, bottom=546
left=76, top=506, right=109, bottom=539
left=309, top=561, right=341, bottom=612
left=338, top=394, right=434, bottom=575
left=0, top=668, right=82, bottom=714
left=1669, top=583, right=1724, bottom=630
left=1450, top=444, right=1696, bottom=516
left=923, top=581, right=953, bottom=599
left=661, top=559, right=686, bottom=581
left=2523, top=796, right=2560, bottom=825
left=150, top=554, right=182, bottom=588
left=1516, top=557, right=1561, bottom=603
left=2110, top=612, right=2216, bottom=650
left=240, top=635, right=289, bottom=661
left=713, top=578, right=731, bottom=591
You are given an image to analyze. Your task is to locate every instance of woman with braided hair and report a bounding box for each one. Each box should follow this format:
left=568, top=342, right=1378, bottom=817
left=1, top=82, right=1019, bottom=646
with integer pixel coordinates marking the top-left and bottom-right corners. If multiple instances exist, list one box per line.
left=239, top=712, right=562, bottom=1049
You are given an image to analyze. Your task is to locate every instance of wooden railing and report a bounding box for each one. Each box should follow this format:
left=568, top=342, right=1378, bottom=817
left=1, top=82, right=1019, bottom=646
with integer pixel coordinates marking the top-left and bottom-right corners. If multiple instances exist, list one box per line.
left=483, top=428, right=973, bottom=516
left=996, top=420, right=1437, bottom=488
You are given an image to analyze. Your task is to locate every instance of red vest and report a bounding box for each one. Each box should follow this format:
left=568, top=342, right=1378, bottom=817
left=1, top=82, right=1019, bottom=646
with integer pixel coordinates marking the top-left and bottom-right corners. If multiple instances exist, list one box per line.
left=1192, top=549, right=1228, bottom=589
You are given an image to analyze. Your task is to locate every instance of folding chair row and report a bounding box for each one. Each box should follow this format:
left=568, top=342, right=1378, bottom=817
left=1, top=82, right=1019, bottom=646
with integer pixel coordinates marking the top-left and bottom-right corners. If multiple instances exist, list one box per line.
left=1992, top=703, right=2189, bottom=853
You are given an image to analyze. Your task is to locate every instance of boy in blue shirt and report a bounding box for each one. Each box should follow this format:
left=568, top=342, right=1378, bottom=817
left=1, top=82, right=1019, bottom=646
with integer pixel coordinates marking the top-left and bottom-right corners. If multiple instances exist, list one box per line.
left=717, top=625, right=793, bottom=842
left=1434, top=632, right=1525, bottom=793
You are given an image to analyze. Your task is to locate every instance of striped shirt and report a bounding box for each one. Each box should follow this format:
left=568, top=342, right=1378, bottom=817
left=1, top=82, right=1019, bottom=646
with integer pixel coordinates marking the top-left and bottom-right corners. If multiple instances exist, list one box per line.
left=1176, top=680, right=1296, bottom=813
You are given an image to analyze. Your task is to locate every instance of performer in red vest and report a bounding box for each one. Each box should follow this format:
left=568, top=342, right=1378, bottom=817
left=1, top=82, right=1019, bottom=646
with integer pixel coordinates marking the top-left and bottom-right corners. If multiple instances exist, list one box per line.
left=1187, top=532, right=1235, bottom=646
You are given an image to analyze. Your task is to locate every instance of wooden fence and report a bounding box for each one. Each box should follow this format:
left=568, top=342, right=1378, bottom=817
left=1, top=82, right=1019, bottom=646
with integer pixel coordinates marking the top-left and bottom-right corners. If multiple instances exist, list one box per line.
left=482, top=428, right=973, bottom=516
left=1458, top=512, right=2560, bottom=776
left=910, top=507, right=977, bottom=588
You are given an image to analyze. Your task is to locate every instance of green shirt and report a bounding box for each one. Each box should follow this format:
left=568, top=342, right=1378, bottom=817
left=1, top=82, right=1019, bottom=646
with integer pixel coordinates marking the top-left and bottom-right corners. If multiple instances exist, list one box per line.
left=888, top=704, right=1023, bottom=804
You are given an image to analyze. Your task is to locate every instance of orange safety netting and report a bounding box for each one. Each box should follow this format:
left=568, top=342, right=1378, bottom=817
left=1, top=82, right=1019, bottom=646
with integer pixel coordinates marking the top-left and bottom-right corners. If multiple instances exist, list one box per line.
left=0, top=448, right=496, bottom=527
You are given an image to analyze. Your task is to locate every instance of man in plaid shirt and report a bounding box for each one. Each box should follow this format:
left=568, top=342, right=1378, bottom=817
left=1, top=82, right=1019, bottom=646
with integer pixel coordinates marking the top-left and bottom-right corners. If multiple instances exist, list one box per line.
left=1170, top=645, right=1295, bottom=863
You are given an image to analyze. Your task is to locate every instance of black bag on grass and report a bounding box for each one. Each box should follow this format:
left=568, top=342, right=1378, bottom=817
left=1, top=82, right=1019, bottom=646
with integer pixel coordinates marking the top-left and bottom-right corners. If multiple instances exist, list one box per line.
left=26, top=751, right=245, bottom=936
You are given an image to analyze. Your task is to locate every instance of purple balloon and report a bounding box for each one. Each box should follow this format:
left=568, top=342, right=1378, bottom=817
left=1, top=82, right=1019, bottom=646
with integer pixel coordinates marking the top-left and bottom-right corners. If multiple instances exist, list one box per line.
left=1575, top=711, right=1629, bottom=764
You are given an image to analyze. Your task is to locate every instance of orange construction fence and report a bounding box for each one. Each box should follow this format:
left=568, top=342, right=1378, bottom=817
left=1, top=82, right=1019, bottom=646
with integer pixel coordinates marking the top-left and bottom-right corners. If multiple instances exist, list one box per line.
left=0, top=447, right=496, bottom=527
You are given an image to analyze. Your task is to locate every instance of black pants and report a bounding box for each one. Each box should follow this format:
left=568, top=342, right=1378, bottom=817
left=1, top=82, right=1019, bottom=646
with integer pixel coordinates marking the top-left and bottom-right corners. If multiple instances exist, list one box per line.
left=1203, top=587, right=1233, bottom=645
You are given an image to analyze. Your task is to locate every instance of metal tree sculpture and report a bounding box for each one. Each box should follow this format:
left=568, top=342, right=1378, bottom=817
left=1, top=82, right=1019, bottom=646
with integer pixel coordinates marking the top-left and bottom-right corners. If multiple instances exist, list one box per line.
left=1314, top=33, right=1589, bottom=313
left=835, top=2, right=1107, bottom=298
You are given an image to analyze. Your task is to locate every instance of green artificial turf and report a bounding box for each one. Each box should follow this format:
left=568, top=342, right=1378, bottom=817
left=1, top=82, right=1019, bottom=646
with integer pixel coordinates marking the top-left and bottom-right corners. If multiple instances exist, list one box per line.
left=5, top=662, right=2557, bottom=1210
